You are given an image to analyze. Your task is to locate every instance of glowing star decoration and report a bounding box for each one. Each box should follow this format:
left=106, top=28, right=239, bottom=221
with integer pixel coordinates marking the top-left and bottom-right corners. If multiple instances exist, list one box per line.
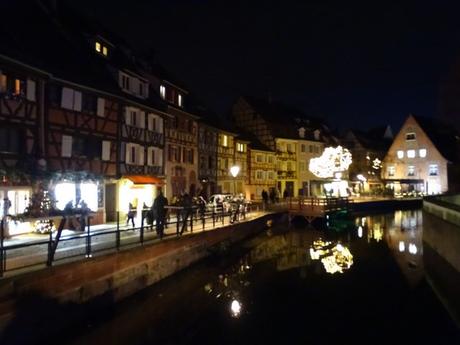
left=309, top=146, right=352, bottom=178
left=372, top=158, right=382, bottom=170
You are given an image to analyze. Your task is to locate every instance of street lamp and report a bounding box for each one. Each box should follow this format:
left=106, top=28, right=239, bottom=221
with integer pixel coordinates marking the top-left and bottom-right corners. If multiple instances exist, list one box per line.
left=230, top=165, right=240, bottom=195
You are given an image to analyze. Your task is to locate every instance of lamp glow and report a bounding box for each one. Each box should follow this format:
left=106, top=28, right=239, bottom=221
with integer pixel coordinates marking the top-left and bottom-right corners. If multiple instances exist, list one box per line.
left=230, top=299, right=242, bottom=317
left=230, top=166, right=240, bottom=178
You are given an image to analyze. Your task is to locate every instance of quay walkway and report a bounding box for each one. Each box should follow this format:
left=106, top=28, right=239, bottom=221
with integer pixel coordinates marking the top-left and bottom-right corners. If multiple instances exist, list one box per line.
left=0, top=205, right=273, bottom=278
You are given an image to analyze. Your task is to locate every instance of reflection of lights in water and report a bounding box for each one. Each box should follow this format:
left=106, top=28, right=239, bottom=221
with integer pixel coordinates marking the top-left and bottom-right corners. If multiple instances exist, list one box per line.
left=408, top=243, right=418, bottom=255
left=231, top=300, right=242, bottom=317
left=357, top=226, right=363, bottom=238
left=309, top=239, right=353, bottom=274
left=399, top=241, right=405, bottom=252
left=373, top=224, right=383, bottom=242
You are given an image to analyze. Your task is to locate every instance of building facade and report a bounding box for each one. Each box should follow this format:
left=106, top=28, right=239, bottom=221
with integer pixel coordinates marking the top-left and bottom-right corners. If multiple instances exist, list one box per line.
left=297, top=139, right=325, bottom=196
left=217, top=131, right=236, bottom=194
left=198, top=122, right=218, bottom=198
left=247, top=146, right=276, bottom=200
left=382, top=115, right=459, bottom=195
left=275, top=138, right=298, bottom=197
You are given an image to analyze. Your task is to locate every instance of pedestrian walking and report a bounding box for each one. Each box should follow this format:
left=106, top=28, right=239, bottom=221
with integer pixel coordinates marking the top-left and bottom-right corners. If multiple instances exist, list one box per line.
left=153, top=190, right=168, bottom=239
left=261, top=189, right=268, bottom=209
left=179, top=193, right=193, bottom=236
left=127, top=202, right=136, bottom=227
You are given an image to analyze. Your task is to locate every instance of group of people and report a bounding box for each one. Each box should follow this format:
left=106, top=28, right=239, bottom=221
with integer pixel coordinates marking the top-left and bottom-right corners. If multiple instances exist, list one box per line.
left=126, top=190, right=169, bottom=239
left=261, top=188, right=281, bottom=206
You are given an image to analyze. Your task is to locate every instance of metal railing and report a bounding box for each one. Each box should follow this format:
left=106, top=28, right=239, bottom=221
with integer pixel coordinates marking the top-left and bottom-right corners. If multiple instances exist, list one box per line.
left=0, top=204, right=253, bottom=278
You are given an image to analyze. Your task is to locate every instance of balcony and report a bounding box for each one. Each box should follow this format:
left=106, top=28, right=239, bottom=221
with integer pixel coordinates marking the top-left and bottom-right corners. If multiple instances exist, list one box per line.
left=146, top=130, right=164, bottom=146
left=218, top=146, right=234, bottom=155
left=147, top=165, right=163, bottom=176
left=277, top=170, right=297, bottom=179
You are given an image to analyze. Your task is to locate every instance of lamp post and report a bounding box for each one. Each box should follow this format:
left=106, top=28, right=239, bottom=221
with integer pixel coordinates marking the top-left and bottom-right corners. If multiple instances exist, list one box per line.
left=230, top=165, right=240, bottom=195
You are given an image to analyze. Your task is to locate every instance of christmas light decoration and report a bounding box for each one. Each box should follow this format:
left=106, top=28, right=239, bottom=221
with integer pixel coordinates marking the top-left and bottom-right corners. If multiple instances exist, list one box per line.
left=309, top=146, right=352, bottom=178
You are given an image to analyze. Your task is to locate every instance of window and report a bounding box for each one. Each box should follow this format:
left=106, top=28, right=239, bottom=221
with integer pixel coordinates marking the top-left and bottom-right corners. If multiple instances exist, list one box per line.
left=299, top=161, right=306, bottom=171
left=429, top=164, right=438, bottom=176
left=388, top=166, right=395, bottom=177
left=256, top=170, right=264, bottom=180
left=160, top=85, right=166, bottom=99
left=0, top=73, right=6, bottom=93
left=397, top=150, right=404, bottom=159
left=148, top=114, right=156, bottom=131
left=419, top=149, right=427, bottom=158
left=222, top=135, right=228, bottom=147
left=61, top=87, right=82, bottom=111
left=102, top=46, right=108, bottom=56
left=0, top=128, right=23, bottom=154
left=268, top=155, right=274, bottom=164
left=130, top=111, right=137, bottom=127
left=407, top=166, right=415, bottom=176
left=178, top=94, right=183, bottom=107
left=95, top=41, right=101, bottom=53
left=82, top=93, right=97, bottom=114
left=309, top=145, right=313, bottom=153
left=407, top=150, right=415, bottom=158
left=256, top=154, right=264, bottom=163
left=72, top=136, right=101, bottom=159
left=287, top=143, right=292, bottom=152
left=406, top=132, right=416, bottom=141
left=287, top=162, right=292, bottom=171
left=236, top=143, right=245, bottom=152
left=267, top=171, right=274, bottom=180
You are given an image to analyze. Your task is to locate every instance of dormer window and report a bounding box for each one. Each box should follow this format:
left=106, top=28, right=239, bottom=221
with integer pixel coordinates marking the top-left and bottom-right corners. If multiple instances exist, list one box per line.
left=160, top=85, right=166, bottom=99
left=298, top=127, right=305, bottom=138
left=95, top=40, right=109, bottom=56
left=406, top=132, right=416, bottom=141
left=178, top=94, right=183, bottom=107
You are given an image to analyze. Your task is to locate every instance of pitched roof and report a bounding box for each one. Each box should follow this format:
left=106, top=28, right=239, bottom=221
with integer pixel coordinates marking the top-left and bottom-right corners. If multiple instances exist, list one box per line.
left=236, top=130, right=275, bottom=152
left=347, top=128, right=393, bottom=152
left=240, top=96, right=331, bottom=141
left=413, top=115, right=460, bottom=162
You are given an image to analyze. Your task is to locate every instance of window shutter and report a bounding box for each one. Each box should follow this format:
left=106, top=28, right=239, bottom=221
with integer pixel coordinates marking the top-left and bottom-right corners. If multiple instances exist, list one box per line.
left=158, top=118, right=163, bottom=133
left=138, top=145, right=145, bottom=165
left=102, top=141, right=111, bottom=161
left=147, top=147, right=152, bottom=166
left=157, top=148, right=163, bottom=167
left=125, top=143, right=132, bottom=164
left=26, top=79, right=36, bottom=101
left=125, top=108, right=131, bottom=125
left=61, top=87, right=74, bottom=109
left=61, top=135, right=72, bottom=157
left=97, top=97, right=105, bottom=117
left=73, top=91, right=82, bottom=111
left=139, top=111, right=146, bottom=128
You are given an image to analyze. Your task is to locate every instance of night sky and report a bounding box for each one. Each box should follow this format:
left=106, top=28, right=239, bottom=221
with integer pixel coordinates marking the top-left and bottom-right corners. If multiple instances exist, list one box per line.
left=71, top=0, right=460, bottom=132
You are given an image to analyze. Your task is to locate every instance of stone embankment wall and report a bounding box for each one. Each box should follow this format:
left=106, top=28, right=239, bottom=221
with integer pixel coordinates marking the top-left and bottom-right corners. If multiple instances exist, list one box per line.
left=0, top=213, right=286, bottom=329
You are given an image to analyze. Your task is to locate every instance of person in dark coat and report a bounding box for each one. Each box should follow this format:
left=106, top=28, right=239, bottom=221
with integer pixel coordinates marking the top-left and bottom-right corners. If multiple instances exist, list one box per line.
left=261, top=189, right=268, bottom=208
left=180, top=193, right=193, bottom=236
left=269, top=189, right=276, bottom=204
left=153, top=190, right=168, bottom=239
left=127, top=202, right=136, bottom=227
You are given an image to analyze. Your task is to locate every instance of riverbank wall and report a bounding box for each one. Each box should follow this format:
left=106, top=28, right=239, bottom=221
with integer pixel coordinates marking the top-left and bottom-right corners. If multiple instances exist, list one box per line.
left=0, top=212, right=287, bottom=330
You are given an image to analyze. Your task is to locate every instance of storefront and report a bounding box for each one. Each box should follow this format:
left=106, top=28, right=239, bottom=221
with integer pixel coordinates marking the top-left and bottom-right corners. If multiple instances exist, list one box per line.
left=384, top=179, right=424, bottom=197
left=0, top=186, right=32, bottom=236
left=117, top=175, right=163, bottom=226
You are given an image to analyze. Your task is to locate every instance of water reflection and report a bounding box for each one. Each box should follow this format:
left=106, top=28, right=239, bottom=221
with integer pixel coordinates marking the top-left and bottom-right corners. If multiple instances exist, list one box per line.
left=309, top=239, right=353, bottom=274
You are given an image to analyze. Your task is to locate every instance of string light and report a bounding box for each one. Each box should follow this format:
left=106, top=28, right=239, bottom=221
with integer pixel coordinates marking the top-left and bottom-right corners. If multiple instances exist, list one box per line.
left=309, top=146, right=352, bottom=178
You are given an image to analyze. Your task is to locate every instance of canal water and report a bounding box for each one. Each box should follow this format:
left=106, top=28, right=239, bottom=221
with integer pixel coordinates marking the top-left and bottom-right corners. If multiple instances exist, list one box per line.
left=4, top=210, right=460, bottom=344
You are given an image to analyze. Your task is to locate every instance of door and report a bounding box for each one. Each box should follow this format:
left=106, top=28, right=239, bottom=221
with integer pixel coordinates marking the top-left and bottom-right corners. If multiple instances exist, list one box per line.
left=105, top=183, right=116, bottom=222
left=286, top=181, right=294, bottom=197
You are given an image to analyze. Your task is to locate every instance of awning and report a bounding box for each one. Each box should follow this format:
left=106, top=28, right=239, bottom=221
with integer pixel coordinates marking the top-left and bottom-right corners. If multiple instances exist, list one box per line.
left=123, top=175, right=164, bottom=185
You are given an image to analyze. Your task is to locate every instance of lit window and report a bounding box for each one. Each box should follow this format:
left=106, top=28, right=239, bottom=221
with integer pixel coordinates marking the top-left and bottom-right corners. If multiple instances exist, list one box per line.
left=95, top=41, right=101, bottom=52
left=178, top=94, right=183, bottom=107
left=222, top=135, right=228, bottom=147
left=388, top=166, right=395, bottom=177
left=160, top=85, right=166, bottom=99
left=408, top=166, right=415, bottom=176
left=406, top=132, right=416, bottom=141
left=256, top=154, right=263, bottom=163
left=55, top=182, right=76, bottom=210
left=407, top=150, right=415, bottom=158
left=102, top=46, right=108, bottom=56
left=268, top=156, right=274, bottom=164
left=80, top=182, right=98, bottom=211
left=397, top=150, right=404, bottom=159
left=256, top=170, right=263, bottom=180
left=419, top=149, right=427, bottom=158
left=429, top=164, right=438, bottom=176
left=237, top=143, right=245, bottom=152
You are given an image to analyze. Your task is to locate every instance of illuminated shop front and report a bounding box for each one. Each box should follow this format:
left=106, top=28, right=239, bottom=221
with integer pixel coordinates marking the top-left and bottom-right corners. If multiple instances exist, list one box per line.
left=117, top=175, right=163, bottom=225
left=0, top=187, right=32, bottom=236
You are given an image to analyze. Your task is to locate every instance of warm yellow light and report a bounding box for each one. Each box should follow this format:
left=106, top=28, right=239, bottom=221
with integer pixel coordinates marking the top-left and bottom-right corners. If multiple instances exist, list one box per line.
left=309, top=146, right=352, bottom=178
left=102, top=46, right=108, bottom=56
left=230, top=300, right=242, bottom=317
left=55, top=182, right=76, bottom=210
left=399, top=241, right=405, bottom=252
left=357, top=226, right=363, bottom=238
left=230, top=165, right=240, bottom=178
left=95, top=41, right=101, bottom=52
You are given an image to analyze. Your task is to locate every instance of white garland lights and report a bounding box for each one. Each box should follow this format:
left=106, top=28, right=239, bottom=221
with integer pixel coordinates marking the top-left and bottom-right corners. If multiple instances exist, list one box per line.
left=309, top=146, right=352, bottom=178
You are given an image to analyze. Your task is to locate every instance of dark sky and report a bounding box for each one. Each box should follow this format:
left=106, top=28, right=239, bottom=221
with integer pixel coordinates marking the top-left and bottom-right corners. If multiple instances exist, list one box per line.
left=71, top=0, right=460, bottom=132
